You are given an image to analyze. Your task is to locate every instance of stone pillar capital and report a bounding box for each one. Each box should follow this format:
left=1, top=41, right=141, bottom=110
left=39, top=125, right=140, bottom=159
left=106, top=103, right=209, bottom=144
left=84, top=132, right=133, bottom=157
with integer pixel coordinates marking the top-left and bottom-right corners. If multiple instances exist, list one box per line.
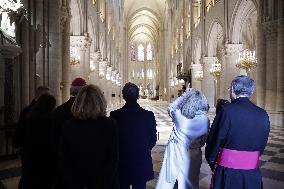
left=225, top=43, right=243, bottom=56
left=0, top=45, right=22, bottom=59
left=203, top=56, right=218, bottom=64
left=90, top=51, right=102, bottom=62
left=262, top=21, right=278, bottom=41
left=191, top=63, right=203, bottom=69
left=70, top=35, right=92, bottom=50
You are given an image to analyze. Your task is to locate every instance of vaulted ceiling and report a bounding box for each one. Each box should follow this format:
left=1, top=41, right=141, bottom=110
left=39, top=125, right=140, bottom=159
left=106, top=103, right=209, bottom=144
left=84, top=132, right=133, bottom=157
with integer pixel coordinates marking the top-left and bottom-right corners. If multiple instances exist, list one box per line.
left=124, top=0, right=166, bottom=44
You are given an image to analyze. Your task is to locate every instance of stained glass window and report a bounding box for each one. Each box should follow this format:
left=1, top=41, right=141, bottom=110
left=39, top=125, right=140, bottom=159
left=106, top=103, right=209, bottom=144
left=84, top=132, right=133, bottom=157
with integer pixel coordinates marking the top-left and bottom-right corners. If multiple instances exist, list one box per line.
left=147, top=43, right=153, bottom=61
left=130, top=45, right=136, bottom=61
left=138, top=44, right=144, bottom=61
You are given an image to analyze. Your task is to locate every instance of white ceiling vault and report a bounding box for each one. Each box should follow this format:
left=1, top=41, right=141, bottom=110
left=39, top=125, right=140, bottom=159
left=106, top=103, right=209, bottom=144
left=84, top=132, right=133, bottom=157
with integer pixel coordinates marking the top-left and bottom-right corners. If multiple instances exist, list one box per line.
left=124, top=0, right=167, bottom=44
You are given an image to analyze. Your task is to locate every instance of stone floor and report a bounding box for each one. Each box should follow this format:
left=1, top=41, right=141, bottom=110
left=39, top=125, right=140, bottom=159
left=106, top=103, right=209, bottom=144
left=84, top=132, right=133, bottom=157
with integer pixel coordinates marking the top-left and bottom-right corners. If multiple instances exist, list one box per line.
left=0, top=100, right=284, bottom=189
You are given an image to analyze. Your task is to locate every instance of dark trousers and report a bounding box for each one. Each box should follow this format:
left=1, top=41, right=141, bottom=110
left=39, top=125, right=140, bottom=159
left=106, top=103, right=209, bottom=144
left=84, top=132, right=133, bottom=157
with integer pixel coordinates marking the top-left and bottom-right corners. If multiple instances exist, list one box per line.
left=120, top=182, right=146, bottom=189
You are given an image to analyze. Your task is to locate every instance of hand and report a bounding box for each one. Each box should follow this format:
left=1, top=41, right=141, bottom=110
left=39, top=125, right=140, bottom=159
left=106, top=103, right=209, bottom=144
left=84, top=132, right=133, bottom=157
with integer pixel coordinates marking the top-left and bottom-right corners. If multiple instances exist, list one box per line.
left=173, top=109, right=187, bottom=125
left=185, top=83, right=191, bottom=93
left=167, top=107, right=174, bottom=118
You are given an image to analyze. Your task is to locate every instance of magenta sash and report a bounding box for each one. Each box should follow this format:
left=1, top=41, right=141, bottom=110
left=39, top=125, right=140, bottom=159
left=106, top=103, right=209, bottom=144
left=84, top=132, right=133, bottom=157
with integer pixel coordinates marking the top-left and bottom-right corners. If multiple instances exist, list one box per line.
left=217, top=148, right=260, bottom=170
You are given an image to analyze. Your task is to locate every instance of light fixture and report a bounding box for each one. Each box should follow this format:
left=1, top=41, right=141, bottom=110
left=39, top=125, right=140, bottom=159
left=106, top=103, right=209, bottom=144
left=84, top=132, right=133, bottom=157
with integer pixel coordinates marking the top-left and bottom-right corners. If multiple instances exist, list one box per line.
left=236, top=49, right=257, bottom=72
left=210, top=59, right=221, bottom=77
left=194, top=70, right=203, bottom=81
left=70, top=47, right=80, bottom=65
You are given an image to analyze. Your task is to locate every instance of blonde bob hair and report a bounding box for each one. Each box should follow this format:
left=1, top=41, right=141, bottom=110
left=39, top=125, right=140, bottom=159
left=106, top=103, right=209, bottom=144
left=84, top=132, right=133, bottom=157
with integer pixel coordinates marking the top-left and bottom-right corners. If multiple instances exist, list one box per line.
left=71, top=85, right=107, bottom=120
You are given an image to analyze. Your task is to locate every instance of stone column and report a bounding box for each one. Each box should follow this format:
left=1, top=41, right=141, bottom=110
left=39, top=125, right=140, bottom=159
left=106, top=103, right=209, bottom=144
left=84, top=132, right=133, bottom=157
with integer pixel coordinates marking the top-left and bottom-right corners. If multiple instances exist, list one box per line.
left=276, top=19, right=284, bottom=112
left=218, top=48, right=226, bottom=99
left=61, top=5, right=71, bottom=103
left=263, top=21, right=278, bottom=111
left=191, top=63, right=202, bottom=91
left=49, top=0, right=62, bottom=103
left=0, top=45, right=22, bottom=124
left=19, top=19, right=30, bottom=108
left=224, top=43, right=243, bottom=100
left=202, top=57, right=216, bottom=111
left=256, top=21, right=266, bottom=108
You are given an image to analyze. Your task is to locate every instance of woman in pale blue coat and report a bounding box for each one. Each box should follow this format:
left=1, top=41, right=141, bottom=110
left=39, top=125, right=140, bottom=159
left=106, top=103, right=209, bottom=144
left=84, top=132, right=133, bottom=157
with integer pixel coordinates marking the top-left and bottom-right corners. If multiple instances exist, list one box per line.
left=156, top=88, right=210, bottom=189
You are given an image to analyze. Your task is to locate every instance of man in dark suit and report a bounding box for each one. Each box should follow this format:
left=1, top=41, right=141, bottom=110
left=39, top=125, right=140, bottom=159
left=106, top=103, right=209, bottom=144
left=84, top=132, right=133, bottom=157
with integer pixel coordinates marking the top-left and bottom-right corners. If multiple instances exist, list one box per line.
left=205, top=75, right=270, bottom=189
left=110, top=82, right=157, bottom=189
left=51, top=77, right=86, bottom=189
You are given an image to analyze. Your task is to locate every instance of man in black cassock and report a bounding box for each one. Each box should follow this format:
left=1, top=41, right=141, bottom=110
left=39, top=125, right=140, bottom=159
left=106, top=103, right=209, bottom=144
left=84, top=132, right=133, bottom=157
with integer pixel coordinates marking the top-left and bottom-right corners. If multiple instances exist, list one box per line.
left=205, top=75, right=270, bottom=189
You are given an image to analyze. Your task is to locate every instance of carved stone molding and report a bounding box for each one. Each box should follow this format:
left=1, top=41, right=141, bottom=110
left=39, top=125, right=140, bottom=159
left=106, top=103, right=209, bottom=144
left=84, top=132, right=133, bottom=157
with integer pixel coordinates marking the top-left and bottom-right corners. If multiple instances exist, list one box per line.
left=203, top=56, right=218, bottom=65
left=60, top=5, right=71, bottom=31
left=262, top=21, right=278, bottom=41
left=70, top=35, right=92, bottom=50
left=225, top=43, right=243, bottom=56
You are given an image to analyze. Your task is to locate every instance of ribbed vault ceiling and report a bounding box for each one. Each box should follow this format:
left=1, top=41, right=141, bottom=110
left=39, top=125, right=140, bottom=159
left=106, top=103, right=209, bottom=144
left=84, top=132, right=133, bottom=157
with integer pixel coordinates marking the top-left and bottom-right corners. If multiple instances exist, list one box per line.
left=124, top=0, right=166, bottom=44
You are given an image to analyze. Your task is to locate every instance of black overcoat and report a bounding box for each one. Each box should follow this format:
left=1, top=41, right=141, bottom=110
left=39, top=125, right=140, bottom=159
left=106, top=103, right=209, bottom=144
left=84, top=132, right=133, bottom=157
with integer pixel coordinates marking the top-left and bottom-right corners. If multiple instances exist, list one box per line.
left=110, top=101, right=157, bottom=184
left=62, top=117, right=119, bottom=189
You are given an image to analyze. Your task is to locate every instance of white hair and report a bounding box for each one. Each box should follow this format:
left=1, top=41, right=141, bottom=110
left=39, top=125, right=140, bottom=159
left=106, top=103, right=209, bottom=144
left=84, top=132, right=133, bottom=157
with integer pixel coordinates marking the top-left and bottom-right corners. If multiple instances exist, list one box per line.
left=180, top=89, right=209, bottom=119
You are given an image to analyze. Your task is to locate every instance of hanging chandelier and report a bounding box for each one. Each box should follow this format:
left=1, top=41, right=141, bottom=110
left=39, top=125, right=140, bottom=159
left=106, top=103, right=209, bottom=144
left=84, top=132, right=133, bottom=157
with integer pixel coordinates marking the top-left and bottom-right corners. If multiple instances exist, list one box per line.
left=236, top=49, right=257, bottom=72
left=194, top=70, right=203, bottom=81
left=210, top=59, right=221, bottom=77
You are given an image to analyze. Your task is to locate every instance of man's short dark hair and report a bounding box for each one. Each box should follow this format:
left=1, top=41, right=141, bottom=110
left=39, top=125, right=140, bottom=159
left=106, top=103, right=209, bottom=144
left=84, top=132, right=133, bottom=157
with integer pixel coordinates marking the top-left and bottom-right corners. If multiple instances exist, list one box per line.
left=122, top=83, right=139, bottom=102
left=35, top=86, right=49, bottom=100
left=231, top=75, right=255, bottom=97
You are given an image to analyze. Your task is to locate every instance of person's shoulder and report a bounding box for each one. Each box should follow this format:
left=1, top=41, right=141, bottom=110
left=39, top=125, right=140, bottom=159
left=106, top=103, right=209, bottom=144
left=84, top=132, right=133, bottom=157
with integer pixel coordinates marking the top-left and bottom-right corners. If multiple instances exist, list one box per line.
left=109, top=107, right=123, bottom=117
left=253, top=104, right=269, bottom=117
left=140, top=108, right=155, bottom=118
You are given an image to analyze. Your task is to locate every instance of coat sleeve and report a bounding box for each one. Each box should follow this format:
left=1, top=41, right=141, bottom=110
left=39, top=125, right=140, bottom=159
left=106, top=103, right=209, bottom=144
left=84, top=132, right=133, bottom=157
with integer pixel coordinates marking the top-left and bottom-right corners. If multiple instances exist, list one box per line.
left=168, top=92, right=188, bottom=118
left=173, top=109, right=209, bottom=139
left=205, top=107, right=230, bottom=171
left=261, top=112, right=270, bottom=154
left=148, top=112, right=157, bottom=149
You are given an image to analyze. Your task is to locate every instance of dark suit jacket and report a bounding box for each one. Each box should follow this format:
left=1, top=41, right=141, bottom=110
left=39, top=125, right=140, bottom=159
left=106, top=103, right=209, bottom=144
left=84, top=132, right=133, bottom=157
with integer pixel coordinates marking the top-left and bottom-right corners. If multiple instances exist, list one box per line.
left=205, top=97, right=270, bottom=189
left=51, top=97, right=76, bottom=188
left=14, top=100, right=36, bottom=149
left=110, top=101, right=157, bottom=184
left=62, top=117, right=119, bottom=189
left=52, top=97, right=76, bottom=148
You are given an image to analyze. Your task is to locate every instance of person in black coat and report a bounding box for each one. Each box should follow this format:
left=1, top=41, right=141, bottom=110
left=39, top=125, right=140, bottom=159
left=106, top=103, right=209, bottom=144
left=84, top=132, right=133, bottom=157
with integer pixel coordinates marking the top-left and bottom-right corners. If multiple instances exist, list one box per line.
left=205, top=75, right=270, bottom=189
left=14, top=86, right=49, bottom=189
left=51, top=78, right=86, bottom=188
left=21, top=94, right=56, bottom=189
left=110, top=82, right=157, bottom=189
left=62, top=85, right=119, bottom=189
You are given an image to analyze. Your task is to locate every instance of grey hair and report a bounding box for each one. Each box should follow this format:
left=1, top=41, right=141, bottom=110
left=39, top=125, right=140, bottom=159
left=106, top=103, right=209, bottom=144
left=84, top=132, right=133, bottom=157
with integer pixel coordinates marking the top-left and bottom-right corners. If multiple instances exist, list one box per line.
left=180, top=89, right=209, bottom=119
left=231, top=75, right=255, bottom=97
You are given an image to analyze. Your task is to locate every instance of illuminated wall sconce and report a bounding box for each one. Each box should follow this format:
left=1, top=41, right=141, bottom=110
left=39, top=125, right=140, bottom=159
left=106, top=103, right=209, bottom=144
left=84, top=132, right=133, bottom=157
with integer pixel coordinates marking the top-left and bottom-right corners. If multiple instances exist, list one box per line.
left=236, top=49, right=257, bottom=73
left=194, top=70, right=203, bottom=81
left=70, top=46, right=80, bottom=65
left=210, top=59, right=221, bottom=78
left=99, top=61, right=107, bottom=78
